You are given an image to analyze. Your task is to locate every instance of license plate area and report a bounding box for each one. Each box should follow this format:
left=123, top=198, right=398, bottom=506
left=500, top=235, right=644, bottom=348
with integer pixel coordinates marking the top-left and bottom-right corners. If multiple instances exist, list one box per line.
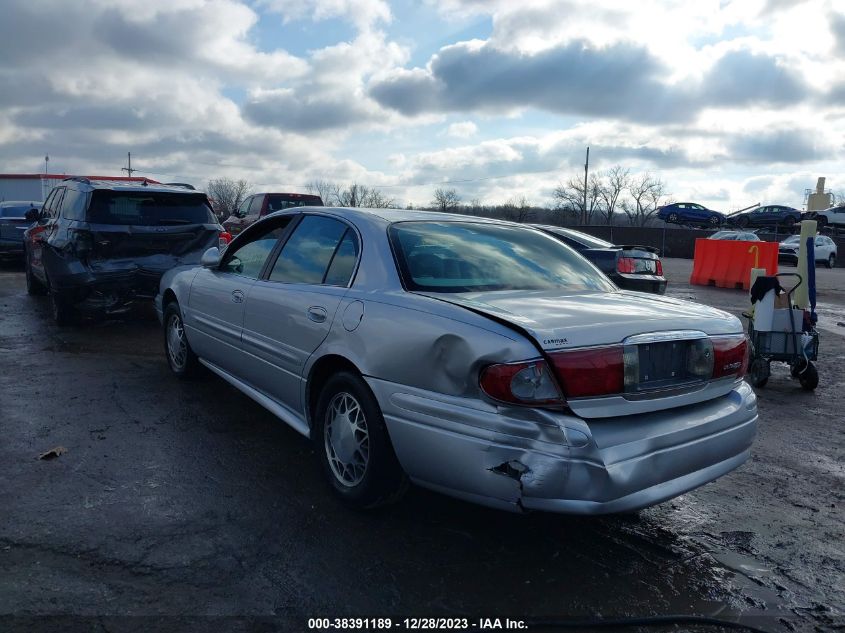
left=623, top=338, right=713, bottom=393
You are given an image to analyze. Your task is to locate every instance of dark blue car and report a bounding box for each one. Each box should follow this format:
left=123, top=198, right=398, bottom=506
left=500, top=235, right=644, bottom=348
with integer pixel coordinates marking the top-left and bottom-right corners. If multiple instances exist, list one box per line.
left=727, top=205, right=802, bottom=229
left=657, top=202, right=725, bottom=227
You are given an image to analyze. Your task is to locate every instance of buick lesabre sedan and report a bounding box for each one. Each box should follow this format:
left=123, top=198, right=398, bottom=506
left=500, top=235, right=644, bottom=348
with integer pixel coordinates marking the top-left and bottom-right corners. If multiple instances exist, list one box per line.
left=156, top=207, right=757, bottom=514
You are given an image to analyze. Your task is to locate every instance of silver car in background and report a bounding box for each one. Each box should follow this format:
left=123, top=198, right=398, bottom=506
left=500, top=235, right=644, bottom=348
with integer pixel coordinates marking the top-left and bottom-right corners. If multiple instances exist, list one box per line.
left=156, top=207, right=757, bottom=514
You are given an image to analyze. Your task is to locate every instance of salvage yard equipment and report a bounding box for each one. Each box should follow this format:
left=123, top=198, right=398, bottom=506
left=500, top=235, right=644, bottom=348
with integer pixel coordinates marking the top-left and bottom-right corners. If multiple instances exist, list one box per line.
left=747, top=273, right=819, bottom=390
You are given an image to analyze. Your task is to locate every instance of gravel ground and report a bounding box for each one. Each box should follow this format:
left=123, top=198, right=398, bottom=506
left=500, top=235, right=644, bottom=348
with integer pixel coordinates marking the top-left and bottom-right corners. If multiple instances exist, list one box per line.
left=0, top=258, right=842, bottom=633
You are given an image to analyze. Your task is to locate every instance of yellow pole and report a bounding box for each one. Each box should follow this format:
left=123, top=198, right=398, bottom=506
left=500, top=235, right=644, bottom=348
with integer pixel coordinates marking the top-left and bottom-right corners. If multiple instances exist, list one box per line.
left=794, top=220, right=816, bottom=309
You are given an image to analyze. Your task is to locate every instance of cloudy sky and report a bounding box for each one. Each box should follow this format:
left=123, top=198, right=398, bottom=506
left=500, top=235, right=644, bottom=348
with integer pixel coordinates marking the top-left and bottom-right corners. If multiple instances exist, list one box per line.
left=1, top=0, right=844, bottom=210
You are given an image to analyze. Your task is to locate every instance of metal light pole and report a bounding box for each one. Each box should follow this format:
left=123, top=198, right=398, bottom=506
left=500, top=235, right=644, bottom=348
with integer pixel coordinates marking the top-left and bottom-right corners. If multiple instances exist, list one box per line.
left=583, top=146, right=589, bottom=225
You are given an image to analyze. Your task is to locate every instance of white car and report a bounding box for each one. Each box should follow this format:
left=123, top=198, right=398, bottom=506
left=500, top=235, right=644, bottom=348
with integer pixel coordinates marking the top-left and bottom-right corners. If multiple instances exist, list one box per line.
left=778, top=234, right=837, bottom=268
left=708, top=231, right=761, bottom=241
left=811, top=205, right=845, bottom=228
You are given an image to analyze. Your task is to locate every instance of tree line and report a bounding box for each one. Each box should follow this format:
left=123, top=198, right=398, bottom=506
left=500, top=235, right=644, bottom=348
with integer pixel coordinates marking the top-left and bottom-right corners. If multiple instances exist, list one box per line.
left=206, top=165, right=672, bottom=227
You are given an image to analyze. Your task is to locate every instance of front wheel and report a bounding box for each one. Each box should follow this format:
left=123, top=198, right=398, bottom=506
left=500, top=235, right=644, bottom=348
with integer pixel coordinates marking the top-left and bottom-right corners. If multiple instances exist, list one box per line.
left=709, top=215, right=720, bottom=226
left=827, top=254, right=835, bottom=269
left=667, top=212, right=679, bottom=223
left=314, top=371, right=407, bottom=509
left=163, top=302, right=200, bottom=378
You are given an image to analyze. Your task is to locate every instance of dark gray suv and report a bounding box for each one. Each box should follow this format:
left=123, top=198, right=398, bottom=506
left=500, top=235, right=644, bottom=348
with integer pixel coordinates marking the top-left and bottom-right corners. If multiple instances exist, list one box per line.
left=24, top=178, right=223, bottom=324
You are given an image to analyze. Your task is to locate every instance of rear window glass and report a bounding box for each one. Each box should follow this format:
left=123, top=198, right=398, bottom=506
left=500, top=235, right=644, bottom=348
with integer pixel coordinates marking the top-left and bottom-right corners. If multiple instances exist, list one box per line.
left=0, top=205, right=37, bottom=218
left=267, top=194, right=323, bottom=212
left=553, top=229, right=613, bottom=249
left=389, top=221, right=617, bottom=293
left=87, top=191, right=214, bottom=226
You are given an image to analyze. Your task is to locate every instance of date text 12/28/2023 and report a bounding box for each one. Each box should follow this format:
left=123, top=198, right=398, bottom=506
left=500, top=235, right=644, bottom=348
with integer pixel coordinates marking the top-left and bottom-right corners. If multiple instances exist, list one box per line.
left=307, top=618, right=527, bottom=630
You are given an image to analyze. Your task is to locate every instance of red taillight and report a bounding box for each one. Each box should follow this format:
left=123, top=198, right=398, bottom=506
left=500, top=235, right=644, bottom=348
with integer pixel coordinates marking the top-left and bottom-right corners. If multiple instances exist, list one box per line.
left=655, top=259, right=663, bottom=276
left=219, top=231, right=232, bottom=249
left=617, top=257, right=636, bottom=274
left=712, top=335, right=749, bottom=379
left=479, top=360, right=563, bottom=406
left=549, top=346, right=624, bottom=398
left=28, top=225, right=47, bottom=243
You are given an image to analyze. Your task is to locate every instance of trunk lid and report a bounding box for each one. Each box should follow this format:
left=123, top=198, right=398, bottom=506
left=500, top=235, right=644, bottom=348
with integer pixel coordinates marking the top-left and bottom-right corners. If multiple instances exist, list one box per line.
left=422, top=289, right=740, bottom=350
left=0, top=218, right=31, bottom=241
left=87, top=223, right=219, bottom=261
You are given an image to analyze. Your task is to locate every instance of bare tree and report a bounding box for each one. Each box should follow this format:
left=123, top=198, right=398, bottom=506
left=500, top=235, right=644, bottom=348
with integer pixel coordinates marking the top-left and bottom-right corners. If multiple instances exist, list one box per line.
left=554, top=175, right=602, bottom=224
left=206, top=177, right=253, bottom=220
left=432, top=188, right=461, bottom=212
left=331, top=183, right=396, bottom=208
left=502, top=196, right=532, bottom=223
left=624, top=173, right=667, bottom=226
left=597, top=165, right=630, bottom=225
left=361, top=188, right=396, bottom=209
left=305, top=179, right=337, bottom=205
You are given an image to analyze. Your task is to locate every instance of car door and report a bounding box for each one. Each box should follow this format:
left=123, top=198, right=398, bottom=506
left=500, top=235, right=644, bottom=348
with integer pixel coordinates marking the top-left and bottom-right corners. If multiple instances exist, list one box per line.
left=689, top=204, right=707, bottom=222
left=243, top=194, right=264, bottom=229
left=184, top=215, right=294, bottom=371
left=240, top=214, right=360, bottom=411
left=32, top=187, right=65, bottom=281
left=814, top=236, right=830, bottom=261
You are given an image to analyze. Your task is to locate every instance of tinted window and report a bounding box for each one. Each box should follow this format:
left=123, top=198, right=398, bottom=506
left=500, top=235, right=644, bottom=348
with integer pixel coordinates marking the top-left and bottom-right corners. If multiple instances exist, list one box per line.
left=45, top=187, right=65, bottom=218
left=87, top=191, right=214, bottom=225
left=248, top=195, right=263, bottom=215
left=237, top=196, right=252, bottom=217
left=267, top=194, right=324, bottom=212
left=390, top=221, right=617, bottom=293
left=324, top=230, right=359, bottom=286
left=269, top=216, right=348, bottom=284
left=550, top=229, right=613, bottom=249
left=61, top=189, right=88, bottom=221
left=0, top=205, right=36, bottom=218
left=222, top=218, right=292, bottom=278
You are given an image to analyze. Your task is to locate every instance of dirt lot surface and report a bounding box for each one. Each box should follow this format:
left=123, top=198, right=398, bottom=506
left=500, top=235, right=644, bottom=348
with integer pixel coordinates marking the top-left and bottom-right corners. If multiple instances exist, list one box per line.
left=0, top=258, right=842, bottom=633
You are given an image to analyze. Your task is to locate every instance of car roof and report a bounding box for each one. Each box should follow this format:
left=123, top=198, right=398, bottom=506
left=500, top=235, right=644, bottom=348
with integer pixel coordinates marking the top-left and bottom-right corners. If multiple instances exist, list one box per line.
left=61, top=177, right=205, bottom=195
left=263, top=205, right=535, bottom=229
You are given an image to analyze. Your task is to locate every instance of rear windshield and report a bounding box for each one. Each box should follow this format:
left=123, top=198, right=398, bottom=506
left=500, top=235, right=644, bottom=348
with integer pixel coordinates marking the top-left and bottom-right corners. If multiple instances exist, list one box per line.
left=87, top=191, right=214, bottom=226
left=267, top=194, right=324, bottom=213
left=0, top=205, right=36, bottom=218
left=554, top=228, right=613, bottom=249
left=389, top=221, right=617, bottom=293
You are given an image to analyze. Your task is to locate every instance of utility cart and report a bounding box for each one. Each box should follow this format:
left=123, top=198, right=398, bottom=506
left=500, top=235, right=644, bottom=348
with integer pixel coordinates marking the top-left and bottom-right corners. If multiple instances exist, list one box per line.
left=746, top=273, right=820, bottom=390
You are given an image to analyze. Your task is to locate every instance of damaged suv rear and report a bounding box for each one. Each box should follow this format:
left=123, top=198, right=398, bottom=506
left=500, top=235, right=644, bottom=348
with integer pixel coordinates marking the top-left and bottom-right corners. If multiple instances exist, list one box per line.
left=25, top=178, right=223, bottom=324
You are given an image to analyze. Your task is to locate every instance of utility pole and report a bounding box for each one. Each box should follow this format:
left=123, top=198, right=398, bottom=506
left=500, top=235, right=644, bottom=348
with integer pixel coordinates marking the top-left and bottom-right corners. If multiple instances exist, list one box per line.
left=121, top=152, right=136, bottom=177
left=583, top=146, right=589, bottom=225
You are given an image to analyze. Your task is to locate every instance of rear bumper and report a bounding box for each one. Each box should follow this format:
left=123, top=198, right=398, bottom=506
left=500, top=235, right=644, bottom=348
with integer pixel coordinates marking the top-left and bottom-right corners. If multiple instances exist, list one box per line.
left=369, top=378, right=757, bottom=514
left=612, top=273, right=667, bottom=295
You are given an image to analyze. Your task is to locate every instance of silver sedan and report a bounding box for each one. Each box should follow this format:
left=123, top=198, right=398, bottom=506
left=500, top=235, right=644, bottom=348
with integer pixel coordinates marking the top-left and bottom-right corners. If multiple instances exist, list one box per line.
left=156, top=207, right=758, bottom=514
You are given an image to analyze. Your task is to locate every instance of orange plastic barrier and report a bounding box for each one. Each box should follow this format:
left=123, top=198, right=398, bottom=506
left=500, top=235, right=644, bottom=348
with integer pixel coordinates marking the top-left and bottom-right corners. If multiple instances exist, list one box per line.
left=690, top=239, right=778, bottom=290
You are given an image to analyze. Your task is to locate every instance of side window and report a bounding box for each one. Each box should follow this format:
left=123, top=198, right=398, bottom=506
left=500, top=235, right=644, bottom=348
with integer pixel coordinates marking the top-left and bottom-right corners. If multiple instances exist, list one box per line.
left=41, top=190, right=58, bottom=217
left=47, top=187, right=66, bottom=219
left=236, top=196, right=252, bottom=218
left=268, top=215, right=350, bottom=284
left=248, top=195, right=264, bottom=216
left=221, top=217, right=292, bottom=278
left=61, top=189, right=88, bottom=221
left=324, top=230, right=360, bottom=286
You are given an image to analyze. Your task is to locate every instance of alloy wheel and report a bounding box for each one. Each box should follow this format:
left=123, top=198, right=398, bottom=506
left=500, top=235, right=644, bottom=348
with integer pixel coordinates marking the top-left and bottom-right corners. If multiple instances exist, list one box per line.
left=167, top=313, right=188, bottom=371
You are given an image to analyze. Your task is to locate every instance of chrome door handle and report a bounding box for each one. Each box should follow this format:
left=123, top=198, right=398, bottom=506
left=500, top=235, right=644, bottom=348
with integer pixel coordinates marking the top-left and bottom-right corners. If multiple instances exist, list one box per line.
left=231, top=290, right=244, bottom=303
left=307, top=306, right=327, bottom=323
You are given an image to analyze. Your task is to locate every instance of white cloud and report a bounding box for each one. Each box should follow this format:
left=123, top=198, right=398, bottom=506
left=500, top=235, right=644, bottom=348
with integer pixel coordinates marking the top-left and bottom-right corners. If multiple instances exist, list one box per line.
left=445, top=121, right=478, bottom=138
left=259, top=0, right=392, bottom=29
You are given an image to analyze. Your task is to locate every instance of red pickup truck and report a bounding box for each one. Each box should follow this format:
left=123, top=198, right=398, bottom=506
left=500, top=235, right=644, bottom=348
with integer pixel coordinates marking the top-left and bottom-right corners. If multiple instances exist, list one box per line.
left=222, top=192, right=324, bottom=236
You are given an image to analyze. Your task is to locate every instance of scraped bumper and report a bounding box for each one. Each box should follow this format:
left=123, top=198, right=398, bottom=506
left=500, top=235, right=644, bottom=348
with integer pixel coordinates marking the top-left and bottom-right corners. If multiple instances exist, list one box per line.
left=368, top=378, right=757, bottom=514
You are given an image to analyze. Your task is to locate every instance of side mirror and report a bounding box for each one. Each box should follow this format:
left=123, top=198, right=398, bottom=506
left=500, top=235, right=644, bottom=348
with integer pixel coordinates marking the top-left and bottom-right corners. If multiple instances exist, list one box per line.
left=25, top=208, right=40, bottom=222
left=201, top=247, right=221, bottom=268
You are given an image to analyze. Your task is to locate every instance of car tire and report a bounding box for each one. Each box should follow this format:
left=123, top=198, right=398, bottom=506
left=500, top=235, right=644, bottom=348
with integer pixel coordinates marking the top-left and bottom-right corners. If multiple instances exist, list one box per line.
left=709, top=215, right=720, bottom=226
left=797, top=362, right=819, bottom=391
left=749, top=358, right=770, bottom=388
left=736, top=216, right=749, bottom=228
left=163, top=301, right=200, bottom=379
left=827, top=254, right=835, bottom=269
left=816, top=216, right=828, bottom=228
left=314, top=370, right=408, bottom=509
left=667, top=212, right=679, bottom=223
left=46, top=274, right=76, bottom=326
left=783, top=217, right=796, bottom=229
left=25, top=250, right=47, bottom=296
